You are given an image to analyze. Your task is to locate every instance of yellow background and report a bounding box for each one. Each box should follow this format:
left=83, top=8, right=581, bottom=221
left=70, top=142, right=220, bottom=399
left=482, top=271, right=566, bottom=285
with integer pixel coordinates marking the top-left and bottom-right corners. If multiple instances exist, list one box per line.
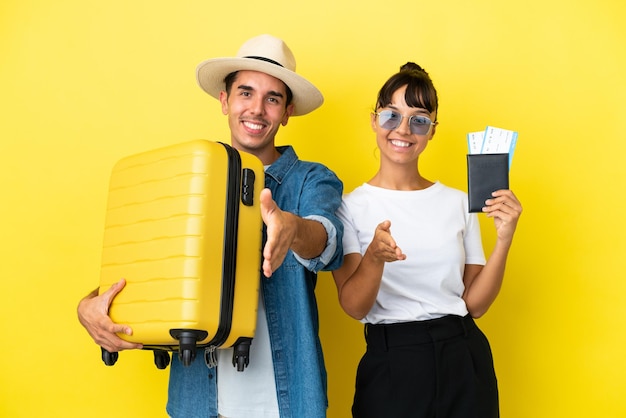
left=2, top=1, right=625, bottom=417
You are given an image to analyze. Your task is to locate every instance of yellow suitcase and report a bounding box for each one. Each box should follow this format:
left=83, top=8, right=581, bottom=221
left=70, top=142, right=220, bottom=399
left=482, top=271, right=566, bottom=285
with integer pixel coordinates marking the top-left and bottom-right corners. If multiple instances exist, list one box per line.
left=98, top=139, right=263, bottom=370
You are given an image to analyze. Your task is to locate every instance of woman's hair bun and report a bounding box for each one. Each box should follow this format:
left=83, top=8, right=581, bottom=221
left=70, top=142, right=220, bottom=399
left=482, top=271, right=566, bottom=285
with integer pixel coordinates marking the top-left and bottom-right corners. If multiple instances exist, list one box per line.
left=400, top=62, right=428, bottom=76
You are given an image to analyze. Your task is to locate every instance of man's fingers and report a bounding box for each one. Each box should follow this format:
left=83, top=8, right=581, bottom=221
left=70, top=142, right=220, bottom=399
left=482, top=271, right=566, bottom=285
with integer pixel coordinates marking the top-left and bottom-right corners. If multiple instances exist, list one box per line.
left=376, top=220, right=392, bottom=232
left=262, top=259, right=273, bottom=278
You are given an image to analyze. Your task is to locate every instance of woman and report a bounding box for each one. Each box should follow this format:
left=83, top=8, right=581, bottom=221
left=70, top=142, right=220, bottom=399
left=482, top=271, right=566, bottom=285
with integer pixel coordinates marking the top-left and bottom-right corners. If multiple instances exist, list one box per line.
left=332, top=63, right=522, bottom=418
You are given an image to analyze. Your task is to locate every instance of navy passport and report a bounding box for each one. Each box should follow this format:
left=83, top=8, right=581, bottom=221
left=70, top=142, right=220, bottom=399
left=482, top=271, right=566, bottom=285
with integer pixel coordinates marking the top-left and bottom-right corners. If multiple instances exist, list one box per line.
left=467, top=153, right=509, bottom=213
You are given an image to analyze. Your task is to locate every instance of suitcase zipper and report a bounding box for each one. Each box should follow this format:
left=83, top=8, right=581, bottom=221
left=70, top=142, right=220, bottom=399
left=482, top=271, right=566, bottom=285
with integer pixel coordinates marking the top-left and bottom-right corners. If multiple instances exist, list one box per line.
left=204, top=345, right=218, bottom=369
left=207, top=142, right=242, bottom=348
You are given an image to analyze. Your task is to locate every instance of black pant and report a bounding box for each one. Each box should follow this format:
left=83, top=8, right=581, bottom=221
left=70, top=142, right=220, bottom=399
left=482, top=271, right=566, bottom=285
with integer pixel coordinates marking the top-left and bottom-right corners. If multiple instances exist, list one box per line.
left=352, top=315, right=499, bottom=418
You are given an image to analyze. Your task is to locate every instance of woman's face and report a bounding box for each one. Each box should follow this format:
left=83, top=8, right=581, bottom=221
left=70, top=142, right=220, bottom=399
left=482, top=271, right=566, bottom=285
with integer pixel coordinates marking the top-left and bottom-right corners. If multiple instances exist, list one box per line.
left=371, top=84, right=437, bottom=166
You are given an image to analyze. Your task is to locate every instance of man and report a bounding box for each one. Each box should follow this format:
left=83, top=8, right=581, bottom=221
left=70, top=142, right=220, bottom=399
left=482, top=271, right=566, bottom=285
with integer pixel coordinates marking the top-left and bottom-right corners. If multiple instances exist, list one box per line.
left=77, top=34, right=344, bottom=418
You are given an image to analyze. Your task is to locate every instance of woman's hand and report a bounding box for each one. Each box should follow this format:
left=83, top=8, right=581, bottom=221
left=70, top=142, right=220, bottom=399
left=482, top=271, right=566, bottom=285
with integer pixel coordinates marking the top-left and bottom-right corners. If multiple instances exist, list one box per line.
left=483, top=189, right=523, bottom=244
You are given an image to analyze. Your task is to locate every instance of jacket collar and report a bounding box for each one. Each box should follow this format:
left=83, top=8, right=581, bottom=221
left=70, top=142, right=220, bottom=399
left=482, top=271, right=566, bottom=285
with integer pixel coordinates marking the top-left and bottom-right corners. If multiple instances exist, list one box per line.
left=265, top=145, right=297, bottom=184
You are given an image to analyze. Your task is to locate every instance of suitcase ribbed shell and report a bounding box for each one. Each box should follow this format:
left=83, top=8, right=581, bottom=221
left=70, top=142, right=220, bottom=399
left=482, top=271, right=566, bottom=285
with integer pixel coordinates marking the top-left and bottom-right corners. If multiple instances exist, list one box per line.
left=99, top=140, right=263, bottom=349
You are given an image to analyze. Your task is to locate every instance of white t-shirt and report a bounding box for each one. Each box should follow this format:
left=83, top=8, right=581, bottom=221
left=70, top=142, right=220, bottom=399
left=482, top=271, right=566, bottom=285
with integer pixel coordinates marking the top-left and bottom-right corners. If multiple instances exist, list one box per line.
left=217, top=288, right=279, bottom=418
left=338, top=181, right=486, bottom=324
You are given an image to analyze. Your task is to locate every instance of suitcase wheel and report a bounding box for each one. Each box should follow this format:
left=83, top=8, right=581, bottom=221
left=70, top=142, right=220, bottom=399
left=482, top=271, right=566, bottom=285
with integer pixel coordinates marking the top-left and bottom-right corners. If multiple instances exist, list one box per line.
left=170, top=329, right=208, bottom=367
left=234, top=354, right=247, bottom=372
left=232, top=338, right=252, bottom=372
left=153, top=350, right=170, bottom=369
left=180, top=348, right=194, bottom=367
left=101, top=347, right=118, bottom=366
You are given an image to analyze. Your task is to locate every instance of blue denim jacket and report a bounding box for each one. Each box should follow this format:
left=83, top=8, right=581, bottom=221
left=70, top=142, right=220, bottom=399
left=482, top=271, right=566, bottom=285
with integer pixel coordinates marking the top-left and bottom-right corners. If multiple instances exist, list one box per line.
left=166, top=146, right=344, bottom=418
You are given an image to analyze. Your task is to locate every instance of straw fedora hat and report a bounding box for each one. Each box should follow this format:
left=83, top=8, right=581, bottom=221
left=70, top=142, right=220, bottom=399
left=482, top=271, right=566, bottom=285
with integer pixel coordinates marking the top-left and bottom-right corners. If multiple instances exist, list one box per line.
left=196, top=34, right=323, bottom=116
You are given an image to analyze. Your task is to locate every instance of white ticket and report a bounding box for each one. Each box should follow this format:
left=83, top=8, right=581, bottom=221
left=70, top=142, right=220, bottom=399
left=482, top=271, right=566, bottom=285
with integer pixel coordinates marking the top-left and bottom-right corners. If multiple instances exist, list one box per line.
left=466, top=126, right=518, bottom=169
